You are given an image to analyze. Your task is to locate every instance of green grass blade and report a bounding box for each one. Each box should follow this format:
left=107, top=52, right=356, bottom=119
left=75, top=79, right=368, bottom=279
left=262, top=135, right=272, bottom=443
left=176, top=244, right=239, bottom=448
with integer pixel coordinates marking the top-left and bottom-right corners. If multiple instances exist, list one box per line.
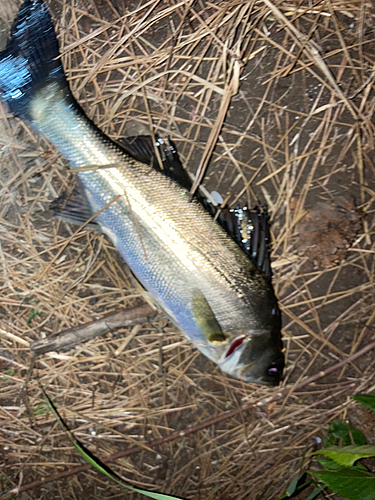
left=286, top=472, right=301, bottom=496
left=305, top=485, right=325, bottom=500
left=43, top=389, right=187, bottom=500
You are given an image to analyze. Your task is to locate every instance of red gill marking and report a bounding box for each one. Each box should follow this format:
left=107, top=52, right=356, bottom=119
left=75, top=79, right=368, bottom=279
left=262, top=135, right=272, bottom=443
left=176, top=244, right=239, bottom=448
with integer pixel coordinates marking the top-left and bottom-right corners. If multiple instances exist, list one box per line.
left=225, top=335, right=246, bottom=358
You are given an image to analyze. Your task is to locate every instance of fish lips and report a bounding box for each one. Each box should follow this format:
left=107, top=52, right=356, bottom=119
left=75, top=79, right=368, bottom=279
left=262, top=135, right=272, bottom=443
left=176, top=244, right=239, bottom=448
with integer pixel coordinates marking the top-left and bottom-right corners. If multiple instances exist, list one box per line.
left=220, top=331, right=284, bottom=386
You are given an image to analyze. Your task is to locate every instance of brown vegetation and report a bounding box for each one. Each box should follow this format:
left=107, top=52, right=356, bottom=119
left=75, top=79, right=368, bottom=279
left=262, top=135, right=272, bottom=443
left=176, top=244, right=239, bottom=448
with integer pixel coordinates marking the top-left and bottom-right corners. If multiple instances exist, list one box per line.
left=0, top=0, right=374, bottom=498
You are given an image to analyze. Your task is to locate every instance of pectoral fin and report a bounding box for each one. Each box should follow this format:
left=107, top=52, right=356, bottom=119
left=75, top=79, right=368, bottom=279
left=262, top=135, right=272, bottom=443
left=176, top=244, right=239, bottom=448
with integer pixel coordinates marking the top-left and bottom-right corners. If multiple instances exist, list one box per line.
left=192, top=289, right=226, bottom=343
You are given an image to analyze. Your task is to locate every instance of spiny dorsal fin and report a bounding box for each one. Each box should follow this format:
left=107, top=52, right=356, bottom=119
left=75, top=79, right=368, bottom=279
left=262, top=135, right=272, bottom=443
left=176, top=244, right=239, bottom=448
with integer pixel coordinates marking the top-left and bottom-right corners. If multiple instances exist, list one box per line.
left=116, top=135, right=192, bottom=191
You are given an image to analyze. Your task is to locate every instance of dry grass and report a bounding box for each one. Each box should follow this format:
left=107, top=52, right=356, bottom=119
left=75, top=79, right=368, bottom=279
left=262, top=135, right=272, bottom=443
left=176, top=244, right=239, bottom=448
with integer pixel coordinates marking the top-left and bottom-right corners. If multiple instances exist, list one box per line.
left=0, top=0, right=375, bottom=499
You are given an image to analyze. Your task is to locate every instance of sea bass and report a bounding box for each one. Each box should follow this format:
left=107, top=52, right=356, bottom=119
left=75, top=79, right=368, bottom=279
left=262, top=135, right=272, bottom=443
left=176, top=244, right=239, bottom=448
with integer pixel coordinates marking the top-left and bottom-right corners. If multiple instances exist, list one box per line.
left=0, top=0, right=284, bottom=385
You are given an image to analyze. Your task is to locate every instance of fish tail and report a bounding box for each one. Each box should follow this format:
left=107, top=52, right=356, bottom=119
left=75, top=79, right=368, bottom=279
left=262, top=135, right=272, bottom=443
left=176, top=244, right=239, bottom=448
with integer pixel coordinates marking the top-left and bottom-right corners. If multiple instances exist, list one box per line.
left=0, top=0, right=68, bottom=120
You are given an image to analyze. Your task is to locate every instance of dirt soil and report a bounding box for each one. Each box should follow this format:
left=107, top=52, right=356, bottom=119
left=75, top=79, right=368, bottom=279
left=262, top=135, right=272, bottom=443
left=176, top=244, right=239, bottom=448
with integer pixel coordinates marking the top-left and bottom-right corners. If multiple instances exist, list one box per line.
left=0, top=1, right=374, bottom=499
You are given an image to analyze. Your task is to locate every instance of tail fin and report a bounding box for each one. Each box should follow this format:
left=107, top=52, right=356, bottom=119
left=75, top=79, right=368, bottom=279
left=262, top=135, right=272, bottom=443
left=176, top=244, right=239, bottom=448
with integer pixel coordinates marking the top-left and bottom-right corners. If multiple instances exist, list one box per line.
left=0, top=0, right=66, bottom=119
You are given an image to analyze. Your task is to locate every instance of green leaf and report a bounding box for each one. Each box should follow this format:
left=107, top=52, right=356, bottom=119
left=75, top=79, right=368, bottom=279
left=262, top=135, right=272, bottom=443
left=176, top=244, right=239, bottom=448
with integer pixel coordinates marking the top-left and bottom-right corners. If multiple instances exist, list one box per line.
left=324, top=435, right=335, bottom=448
left=286, top=472, right=301, bottom=496
left=43, top=390, right=186, bottom=500
left=315, top=457, right=342, bottom=470
left=328, top=420, right=349, bottom=439
left=315, top=457, right=368, bottom=472
left=324, top=420, right=350, bottom=446
left=354, top=463, right=370, bottom=472
left=324, top=421, right=365, bottom=447
left=309, top=468, right=375, bottom=500
left=313, top=445, right=375, bottom=467
left=352, top=394, right=375, bottom=412
left=351, top=428, right=367, bottom=446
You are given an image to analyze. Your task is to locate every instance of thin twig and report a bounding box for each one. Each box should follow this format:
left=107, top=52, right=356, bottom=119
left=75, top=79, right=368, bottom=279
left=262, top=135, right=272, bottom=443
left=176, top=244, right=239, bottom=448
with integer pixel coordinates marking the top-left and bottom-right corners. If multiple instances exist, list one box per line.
left=30, top=303, right=157, bottom=355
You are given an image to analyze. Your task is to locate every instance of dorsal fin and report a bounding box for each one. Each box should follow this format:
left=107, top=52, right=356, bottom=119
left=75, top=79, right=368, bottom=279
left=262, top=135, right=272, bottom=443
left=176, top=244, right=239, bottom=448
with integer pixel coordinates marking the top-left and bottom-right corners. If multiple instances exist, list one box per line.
left=116, top=135, right=192, bottom=191
left=214, top=206, right=273, bottom=280
left=249, top=207, right=272, bottom=279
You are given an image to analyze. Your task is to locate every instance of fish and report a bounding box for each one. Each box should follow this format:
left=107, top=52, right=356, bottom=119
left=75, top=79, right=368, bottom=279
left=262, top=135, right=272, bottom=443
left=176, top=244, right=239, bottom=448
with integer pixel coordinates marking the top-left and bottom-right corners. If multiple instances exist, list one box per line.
left=0, top=0, right=284, bottom=385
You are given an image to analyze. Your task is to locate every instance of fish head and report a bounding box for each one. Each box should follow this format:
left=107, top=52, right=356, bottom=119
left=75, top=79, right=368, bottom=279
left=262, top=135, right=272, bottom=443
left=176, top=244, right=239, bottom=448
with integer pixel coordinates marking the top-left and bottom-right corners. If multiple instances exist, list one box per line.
left=219, top=329, right=284, bottom=386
